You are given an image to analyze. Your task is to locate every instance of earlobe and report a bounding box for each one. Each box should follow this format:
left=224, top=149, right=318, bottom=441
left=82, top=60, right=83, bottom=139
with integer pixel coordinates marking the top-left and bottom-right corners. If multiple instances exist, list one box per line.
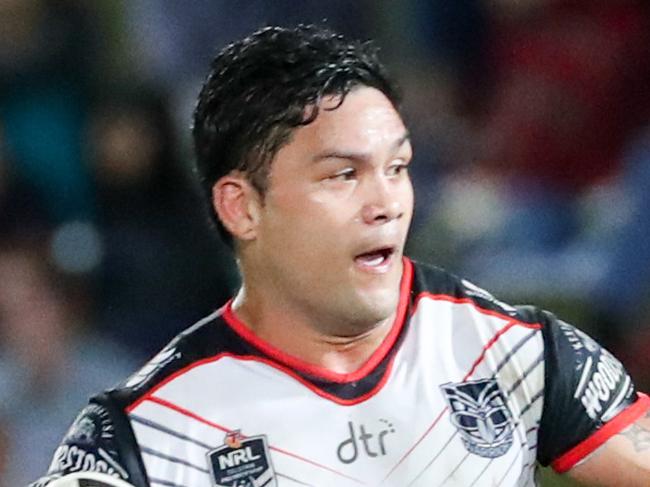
left=212, top=175, right=260, bottom=241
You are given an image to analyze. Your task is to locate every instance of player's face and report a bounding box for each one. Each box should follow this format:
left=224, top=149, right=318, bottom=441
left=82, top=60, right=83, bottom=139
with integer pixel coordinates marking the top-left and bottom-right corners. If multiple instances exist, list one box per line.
left=247, top=87, right=413, bottom=333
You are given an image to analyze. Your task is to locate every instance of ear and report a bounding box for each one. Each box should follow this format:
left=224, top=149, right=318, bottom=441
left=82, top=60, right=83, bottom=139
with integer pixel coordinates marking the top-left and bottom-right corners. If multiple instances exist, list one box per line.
left=211, top=173, right=262, bottom=241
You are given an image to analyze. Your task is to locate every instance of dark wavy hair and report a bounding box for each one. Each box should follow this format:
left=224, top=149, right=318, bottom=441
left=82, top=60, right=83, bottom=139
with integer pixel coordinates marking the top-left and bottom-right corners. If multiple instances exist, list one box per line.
left=192, top=24, right=402, bottom=245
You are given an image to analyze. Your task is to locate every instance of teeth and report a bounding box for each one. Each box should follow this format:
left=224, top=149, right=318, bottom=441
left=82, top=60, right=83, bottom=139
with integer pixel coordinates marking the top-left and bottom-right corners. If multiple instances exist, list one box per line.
left=356, top=251, right=387, bottom=267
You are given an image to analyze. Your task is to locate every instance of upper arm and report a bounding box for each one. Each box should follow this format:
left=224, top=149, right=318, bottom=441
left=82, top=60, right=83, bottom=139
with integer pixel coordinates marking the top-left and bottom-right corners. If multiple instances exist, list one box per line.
left=27, top=401, right=139, bottom=487
left=531, top=309, right=650, bottom=474
left=567, top=407, right=650, bottom=486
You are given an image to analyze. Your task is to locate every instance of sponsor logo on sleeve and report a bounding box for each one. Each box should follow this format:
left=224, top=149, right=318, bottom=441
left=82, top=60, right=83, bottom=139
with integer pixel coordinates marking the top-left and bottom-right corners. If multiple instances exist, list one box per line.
left=574, top=348, right=631, bottom=422
left=47, top=404, right=129, bottom=480
left=64, top=404, right=111, bottom=446
left=559, top=322, right=632, bottom=422
left=440, top=379, right=514, bottom=458
left=207, top=430, right=276, bottom=487
left=558, top=322, right=599, bottom=355
left=48, top=445, right=127, bottom=479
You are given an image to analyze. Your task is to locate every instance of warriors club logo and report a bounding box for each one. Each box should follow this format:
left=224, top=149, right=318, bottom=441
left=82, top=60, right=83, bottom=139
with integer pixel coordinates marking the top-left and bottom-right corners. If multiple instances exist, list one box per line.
left=440, top=379, right=514, bottom=458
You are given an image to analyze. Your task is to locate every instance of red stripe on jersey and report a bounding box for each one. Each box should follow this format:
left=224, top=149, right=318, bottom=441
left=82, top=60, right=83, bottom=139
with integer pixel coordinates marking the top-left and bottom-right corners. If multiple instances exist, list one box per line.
left=381, top=406, right=450, bottom=481
left=411, top=292, right=541, bottom=381
left=413, top=292, right=541, bottom=326
left=138, top=396, right=366, bottom=484
left=551, top=392, right=650, bottom=473
left=464, top=320, right=541, bottom=379
left=126, top=348, right=397, bottom=413
left=222, top=257, right=413, bottom=383
left=383, top=300, right=541, bottom=481
left=147, top=396, right=230, bottom=432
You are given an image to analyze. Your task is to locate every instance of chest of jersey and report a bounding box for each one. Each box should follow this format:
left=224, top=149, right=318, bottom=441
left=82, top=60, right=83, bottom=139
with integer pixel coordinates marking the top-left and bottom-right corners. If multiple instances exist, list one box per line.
left=127, top=297, right=544, bottom=486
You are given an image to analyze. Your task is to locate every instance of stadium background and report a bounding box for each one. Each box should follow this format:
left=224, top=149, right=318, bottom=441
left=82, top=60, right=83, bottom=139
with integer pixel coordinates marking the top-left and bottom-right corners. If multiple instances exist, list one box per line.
left=1, top=1, right=649, bottom=485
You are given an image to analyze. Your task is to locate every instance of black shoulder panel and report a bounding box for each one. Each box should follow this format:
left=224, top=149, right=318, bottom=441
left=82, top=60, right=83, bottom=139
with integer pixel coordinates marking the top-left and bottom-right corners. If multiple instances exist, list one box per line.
left=108, top=310, right=258, bottom=410
left=536, top=311, right=638, bottom=465
left=411, top=261, right=527, bottom=322
left=27, top=401, right=139, bottom=486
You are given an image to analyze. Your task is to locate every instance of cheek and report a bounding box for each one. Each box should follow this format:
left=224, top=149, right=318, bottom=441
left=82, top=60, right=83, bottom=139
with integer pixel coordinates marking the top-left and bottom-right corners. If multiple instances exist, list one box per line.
left=276, top=188, right=352, bottom=229
left=267, top=201, right=349, bottom=264
left=263, top=200, right=314, bottom=240
left=287, top=207, right=342, bottom=248
left=404, top=179, right=415, bottom=210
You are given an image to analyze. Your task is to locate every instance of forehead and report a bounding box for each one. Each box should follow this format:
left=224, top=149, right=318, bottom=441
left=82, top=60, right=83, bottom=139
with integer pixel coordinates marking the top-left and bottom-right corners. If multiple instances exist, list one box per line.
left=290, top=87, right=407, bottom=153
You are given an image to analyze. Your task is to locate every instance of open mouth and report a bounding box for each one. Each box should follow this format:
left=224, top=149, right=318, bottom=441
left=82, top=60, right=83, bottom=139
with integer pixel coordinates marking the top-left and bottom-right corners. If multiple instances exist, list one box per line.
left=354, top=246, right=396, bottom=270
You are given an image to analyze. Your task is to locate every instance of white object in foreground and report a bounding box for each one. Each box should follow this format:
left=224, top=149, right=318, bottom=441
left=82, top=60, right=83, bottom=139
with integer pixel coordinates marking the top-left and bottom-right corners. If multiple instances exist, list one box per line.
left=48, top=472, right=136, bottom=487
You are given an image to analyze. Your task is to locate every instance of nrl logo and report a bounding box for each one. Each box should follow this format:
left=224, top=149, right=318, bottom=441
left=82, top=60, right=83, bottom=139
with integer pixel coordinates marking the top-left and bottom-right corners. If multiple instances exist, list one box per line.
left=440, top=379, right=513, bottom=458
left=207, top=430, right=276, bottom=487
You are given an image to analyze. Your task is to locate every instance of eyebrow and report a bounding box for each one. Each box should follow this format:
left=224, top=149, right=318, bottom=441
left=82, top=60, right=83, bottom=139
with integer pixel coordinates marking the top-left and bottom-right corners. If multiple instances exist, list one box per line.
left=311, top=131, right=411, bottom=163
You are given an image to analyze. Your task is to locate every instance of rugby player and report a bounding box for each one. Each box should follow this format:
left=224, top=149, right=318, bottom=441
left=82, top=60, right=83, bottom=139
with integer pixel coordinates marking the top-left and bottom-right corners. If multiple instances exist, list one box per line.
left=30, top=25, right=650, bottom=487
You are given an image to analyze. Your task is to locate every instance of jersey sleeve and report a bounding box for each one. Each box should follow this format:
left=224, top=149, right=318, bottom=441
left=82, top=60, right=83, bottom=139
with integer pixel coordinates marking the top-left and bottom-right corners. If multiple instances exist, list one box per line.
left=27, top=397, right=148, bottom=487
left=535, top=310, right=650, bottom=471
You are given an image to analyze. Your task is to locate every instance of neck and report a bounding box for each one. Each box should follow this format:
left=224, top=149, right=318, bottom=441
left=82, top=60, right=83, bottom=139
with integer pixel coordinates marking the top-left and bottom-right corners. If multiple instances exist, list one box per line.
left=231, top=288, right=396, bottom=374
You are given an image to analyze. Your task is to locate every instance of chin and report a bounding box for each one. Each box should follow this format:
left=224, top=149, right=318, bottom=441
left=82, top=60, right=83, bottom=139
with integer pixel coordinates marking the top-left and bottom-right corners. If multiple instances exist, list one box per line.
left=356, top=287, right=400, bottom=323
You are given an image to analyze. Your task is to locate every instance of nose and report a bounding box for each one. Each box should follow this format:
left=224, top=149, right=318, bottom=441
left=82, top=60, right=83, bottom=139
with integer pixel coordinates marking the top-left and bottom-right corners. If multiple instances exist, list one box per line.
left=360, top=176, right=404, bottom=225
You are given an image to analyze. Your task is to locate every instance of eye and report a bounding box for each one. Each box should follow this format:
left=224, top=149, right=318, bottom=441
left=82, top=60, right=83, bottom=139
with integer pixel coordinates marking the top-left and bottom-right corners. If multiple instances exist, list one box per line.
left=387, top=162, right=409, bottom=177
left=328, top=168, right=356, bottom=181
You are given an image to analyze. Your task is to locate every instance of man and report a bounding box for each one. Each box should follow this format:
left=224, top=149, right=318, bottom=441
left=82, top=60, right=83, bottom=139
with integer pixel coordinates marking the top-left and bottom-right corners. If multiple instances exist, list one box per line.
left=30, top=25, right=650, bottom=487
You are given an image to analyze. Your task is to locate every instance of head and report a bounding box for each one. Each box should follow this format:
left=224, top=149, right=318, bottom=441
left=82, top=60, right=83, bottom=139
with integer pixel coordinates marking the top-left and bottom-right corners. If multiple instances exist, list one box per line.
left=193, top=25, right=413, bottom=333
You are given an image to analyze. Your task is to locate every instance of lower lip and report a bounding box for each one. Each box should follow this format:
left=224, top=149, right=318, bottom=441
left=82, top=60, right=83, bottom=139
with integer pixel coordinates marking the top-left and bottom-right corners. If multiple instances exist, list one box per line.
left=354, top=253, right=394, bottom=274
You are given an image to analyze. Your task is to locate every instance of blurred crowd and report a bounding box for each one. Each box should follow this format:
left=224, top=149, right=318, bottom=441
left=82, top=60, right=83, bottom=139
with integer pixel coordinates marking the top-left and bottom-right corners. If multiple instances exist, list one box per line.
left=1, top=1, right=649, bottom=485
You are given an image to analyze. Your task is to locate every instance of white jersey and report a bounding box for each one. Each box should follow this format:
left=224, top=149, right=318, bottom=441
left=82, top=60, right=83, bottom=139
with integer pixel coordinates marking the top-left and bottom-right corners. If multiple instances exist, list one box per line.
left=30, top=259, right=650, bottom=487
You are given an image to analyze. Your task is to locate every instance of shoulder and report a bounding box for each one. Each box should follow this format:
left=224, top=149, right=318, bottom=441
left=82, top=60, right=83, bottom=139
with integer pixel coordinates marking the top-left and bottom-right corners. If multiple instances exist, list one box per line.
left=409, top=259, right=539, bottom=325
left=27, top=401, right=138, bottom=487
left=106, top=307, right=242, bottom=410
